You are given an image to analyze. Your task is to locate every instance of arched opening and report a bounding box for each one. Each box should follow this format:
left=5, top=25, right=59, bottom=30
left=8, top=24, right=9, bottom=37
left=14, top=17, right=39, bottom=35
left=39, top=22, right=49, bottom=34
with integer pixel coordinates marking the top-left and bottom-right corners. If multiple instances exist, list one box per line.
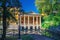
left=38, top=26, right=40, bottom=30
left=35, top=26, right=37, bottom=31
left=38, top=26, right=40, bottom=32
left=25, top=26, right=28, bottom=31
left=25, top=26, right=28, bottom=33
left=30, top=26, right=33, bottom=31
left=21, top=26, right=24, bottom=31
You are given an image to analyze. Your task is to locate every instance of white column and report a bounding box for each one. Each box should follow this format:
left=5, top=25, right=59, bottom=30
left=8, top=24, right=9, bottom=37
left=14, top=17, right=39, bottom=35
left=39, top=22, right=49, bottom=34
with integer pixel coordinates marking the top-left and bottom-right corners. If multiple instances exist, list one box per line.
left=36, top=16, right=38, bottom=29
left=28, top=15, right=29, bottom=29
left=33, top=16, right=34, bottom=29
left=24, top=15, right=26, bottom=34
left=40, top=15, right=41, bottom=29
left=24, top=15, right=25, bottom=28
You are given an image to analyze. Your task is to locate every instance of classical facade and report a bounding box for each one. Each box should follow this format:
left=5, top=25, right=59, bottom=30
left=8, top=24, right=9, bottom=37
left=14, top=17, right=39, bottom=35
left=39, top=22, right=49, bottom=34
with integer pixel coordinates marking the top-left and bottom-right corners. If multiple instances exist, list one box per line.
left=19, top=12, right=41, bottom=31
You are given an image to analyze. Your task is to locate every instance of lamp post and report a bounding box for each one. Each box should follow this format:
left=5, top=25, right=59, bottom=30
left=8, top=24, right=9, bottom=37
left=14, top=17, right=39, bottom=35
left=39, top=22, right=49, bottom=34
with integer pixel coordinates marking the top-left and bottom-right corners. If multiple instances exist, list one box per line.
left=18, top=12, right=22, bottom=40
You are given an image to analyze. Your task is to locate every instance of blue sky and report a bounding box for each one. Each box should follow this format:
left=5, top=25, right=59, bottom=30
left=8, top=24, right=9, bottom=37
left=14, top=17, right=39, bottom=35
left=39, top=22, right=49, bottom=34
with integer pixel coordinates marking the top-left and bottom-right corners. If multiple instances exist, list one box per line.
left=20, top=0, right=39, bottom=13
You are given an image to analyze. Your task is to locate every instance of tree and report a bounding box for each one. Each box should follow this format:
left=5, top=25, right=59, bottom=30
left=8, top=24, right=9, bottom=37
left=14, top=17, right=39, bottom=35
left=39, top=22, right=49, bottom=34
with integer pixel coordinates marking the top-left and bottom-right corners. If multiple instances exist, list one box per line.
left=0, top=0, right=21, bottom=40
left=35, top=0, right=57, bottom=14
left=35, top=0, right=60, bottom=29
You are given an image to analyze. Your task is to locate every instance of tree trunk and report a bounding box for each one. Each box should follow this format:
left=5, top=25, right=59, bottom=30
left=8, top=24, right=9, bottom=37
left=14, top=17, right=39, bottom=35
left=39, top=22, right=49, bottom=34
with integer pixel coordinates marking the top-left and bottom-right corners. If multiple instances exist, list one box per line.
left=1, top=6, right=7, bottom=40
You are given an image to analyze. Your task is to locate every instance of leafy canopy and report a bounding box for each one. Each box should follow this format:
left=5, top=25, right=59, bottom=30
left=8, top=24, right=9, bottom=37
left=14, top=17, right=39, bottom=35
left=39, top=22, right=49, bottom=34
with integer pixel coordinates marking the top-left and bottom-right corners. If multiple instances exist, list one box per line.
left=35, top=0, right=60, bottom=29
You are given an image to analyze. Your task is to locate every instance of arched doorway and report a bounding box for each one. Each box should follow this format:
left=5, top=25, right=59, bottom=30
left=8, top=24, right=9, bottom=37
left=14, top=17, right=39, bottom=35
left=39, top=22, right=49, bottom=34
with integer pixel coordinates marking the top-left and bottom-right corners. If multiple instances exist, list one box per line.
left=25, top=26, right=28, bottom=33
left=35, top=26, right=37, bottom=31
left=38, top=26, right=40, bottom=30
left=21, top=26, right=24, bottom=31
left=38, top=26, right=40, bottom=32
left=30, top=26, right=33, bottom=32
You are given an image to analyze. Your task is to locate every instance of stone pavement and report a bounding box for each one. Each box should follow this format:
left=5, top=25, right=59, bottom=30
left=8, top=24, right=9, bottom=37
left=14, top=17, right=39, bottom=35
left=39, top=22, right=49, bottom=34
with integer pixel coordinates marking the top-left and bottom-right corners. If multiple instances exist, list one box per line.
left=29, top=34, right=54, bottom=40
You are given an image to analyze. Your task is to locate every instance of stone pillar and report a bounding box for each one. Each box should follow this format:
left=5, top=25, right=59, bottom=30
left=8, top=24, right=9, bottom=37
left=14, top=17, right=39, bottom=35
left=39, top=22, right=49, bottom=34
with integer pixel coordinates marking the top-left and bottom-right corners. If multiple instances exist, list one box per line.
left=33, top=16, right=34, bottom=29
left=36, top=16, right=38, bottom=29
left=40, top=15, right=41, bottom=29
left=37, top=16, right=38, bottom=29
left=24, top=15, right=26, bottom=29
left=28, top=15, right=29, bottom=29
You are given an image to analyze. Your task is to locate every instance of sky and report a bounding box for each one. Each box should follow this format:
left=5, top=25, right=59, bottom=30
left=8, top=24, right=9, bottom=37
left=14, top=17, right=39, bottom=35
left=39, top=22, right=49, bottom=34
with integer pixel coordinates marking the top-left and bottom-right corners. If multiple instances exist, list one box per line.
left=20, top=0, right=39, bottom=13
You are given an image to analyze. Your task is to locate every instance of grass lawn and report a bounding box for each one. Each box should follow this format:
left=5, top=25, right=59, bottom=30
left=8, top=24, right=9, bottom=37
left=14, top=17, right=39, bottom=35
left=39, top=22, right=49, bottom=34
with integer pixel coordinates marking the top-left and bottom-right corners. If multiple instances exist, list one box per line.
left=21, top=34, right=34, bottom=40
left=0, top=34, right=34, bottom=40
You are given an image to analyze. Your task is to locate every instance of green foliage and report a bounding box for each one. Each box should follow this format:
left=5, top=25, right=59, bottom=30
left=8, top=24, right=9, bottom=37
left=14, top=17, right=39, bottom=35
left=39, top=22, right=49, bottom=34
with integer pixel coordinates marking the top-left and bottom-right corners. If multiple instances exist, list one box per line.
left=35, top=0, right=57, bottom=14
left=0, top=0, right=22, bottom=39
left=35, top=0, right=60, bottom=29
left=42, top=15, right=60, bottom=29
